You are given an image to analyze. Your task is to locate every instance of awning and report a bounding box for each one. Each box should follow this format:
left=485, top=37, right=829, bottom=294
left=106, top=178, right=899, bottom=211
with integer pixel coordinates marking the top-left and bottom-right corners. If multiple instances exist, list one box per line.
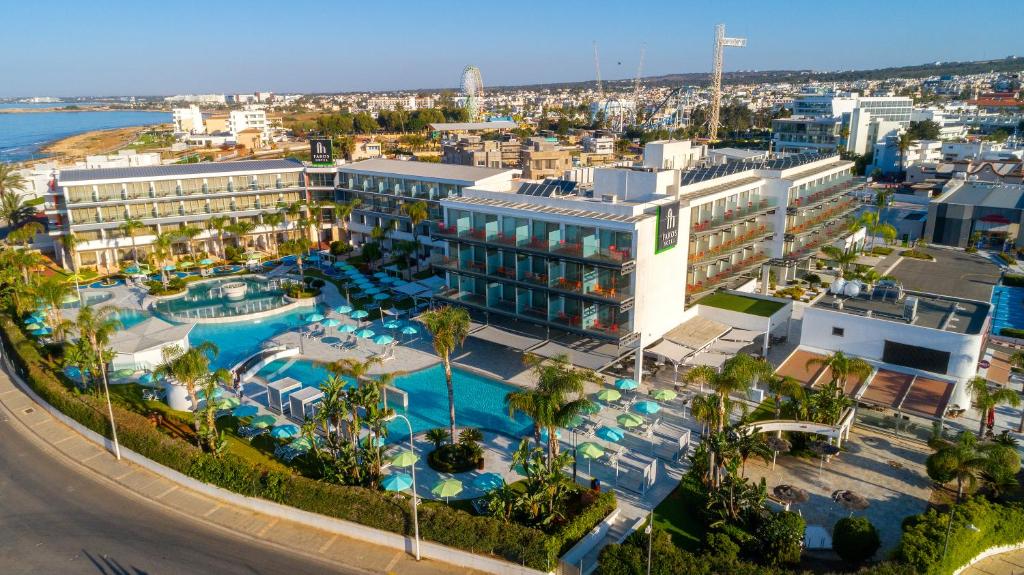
left=685, top=352, right=730, bottom=370
left=722, top=328, right=760, bottom=343
left=470, top=324, right=544, bottom=351
left=900, top=376, right=955, bottom=419
left=775, top=349, right=828, bottom=387
left=531, top=339, right=626, bottom=371
left=392, top=281, right=433, bottom=298
left=663, top=316, right=730, bottom=351
left=859, top=369, right=914, bottom=409
left=709, top=339, right=752, bottom=355
left=647, top=339, right=693, bottom=364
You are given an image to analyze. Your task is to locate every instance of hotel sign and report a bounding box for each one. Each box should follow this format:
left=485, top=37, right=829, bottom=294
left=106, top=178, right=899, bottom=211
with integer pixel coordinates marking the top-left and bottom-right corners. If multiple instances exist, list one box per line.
left=655, top=200, right=680, bottom=254
left=310, top=138, right=333, bottom=165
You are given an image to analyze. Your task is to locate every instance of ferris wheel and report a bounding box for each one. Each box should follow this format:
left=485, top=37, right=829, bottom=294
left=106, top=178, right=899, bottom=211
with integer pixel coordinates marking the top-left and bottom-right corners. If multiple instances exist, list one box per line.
left=461, top=65, right=484, bottom=121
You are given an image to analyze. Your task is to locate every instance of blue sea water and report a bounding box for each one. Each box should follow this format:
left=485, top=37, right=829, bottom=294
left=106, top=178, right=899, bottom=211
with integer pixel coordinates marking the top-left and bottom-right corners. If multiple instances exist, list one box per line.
left=0, top=109, right=171, bottom=162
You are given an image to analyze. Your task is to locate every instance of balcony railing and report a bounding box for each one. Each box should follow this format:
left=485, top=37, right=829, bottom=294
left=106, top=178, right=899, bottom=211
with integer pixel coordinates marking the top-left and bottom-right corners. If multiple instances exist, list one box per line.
left=787, top=198, right=859, bottom=234
left=435, top=224, right=633, bottom=267
left=438, top=260, right=632, bottom=304
left=689, top=225, right=773, bottom=265
left=788, top=178, right=859, bottom=211
left=686, top=253, right=769, bottom=295
left=691, top=199, right=776, bottom=236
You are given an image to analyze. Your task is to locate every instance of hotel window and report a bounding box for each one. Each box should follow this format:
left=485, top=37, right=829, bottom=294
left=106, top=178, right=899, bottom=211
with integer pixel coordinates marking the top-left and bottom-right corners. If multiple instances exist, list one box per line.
left=208, top=177, right=229, bottom=193
left=155, top=180, right=176, bottom=198
left=832, top=327, right=845, bottom=337
left=256, top=174, right=276, bottom=189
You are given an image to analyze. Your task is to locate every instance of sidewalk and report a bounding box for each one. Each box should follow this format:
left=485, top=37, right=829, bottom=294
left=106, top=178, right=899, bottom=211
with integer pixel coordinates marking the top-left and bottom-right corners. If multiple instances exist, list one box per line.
left=962, top=549, right=1024, bottom=575
left=0, top=368, right=484, bottom=575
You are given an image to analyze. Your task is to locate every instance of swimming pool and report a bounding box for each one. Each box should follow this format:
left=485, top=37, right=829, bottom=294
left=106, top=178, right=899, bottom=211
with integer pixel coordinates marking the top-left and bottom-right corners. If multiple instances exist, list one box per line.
left=188, top=304, right=320, bottom=369
left=152, top=276, right=293, bottom=321
left=991, top=284, right=1024, bottom=335
left=255, top=359, right=531, bottom=440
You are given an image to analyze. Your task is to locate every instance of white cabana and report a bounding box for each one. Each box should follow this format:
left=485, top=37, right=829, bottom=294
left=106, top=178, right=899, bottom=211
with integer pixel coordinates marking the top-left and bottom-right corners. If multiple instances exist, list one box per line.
left=108, top=317, right=194, bottom=372
left=685, top=352, right=730, bottom=370
left=709, top=339, right=751, bottom=355
left=647, top=339, right=693, bottom=364
left=721, top=328, right=760, bottom=343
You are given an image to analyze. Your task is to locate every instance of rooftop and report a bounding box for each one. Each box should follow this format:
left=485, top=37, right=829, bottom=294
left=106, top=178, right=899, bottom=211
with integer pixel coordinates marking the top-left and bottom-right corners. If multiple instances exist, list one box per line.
left=59, top=159, right=304, bottom=184
left=446, top=195, right=648, bottom=224
left=338, top=158, right=515, bottom=183
left=810, top=289, right=989, bottom=335
left=940, top=181, right=1024, bottom=210
left=429, top=121, right=517, bottom=131
left=679, top=152, right=837, bottom=185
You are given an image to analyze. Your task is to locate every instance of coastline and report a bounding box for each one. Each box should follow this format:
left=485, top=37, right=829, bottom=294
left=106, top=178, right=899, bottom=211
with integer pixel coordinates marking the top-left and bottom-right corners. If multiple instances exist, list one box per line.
left=32, top=123, right=171, bottom=163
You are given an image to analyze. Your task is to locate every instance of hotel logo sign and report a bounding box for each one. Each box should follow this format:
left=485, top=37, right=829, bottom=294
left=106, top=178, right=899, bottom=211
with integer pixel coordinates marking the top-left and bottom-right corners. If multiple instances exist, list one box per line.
left=655, top=200, right=680, bottom=254
left=310, top=138, right=333, bottom=165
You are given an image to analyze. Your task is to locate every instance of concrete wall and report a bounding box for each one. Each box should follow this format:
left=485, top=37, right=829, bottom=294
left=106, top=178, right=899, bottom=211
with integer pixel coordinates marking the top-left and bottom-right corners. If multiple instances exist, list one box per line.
left=633, top=207, right=689, bottom=348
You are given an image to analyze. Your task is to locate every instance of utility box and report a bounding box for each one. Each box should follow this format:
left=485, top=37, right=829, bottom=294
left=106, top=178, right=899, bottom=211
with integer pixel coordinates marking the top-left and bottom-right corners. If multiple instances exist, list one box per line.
left=267, top=377, right=302, bottom=414
left=288, top=387, right=324, bottom=422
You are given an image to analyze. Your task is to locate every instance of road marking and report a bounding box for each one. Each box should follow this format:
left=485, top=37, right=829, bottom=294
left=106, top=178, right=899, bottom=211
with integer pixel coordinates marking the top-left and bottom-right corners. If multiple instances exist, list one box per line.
left=256, top=518, right=279, bottom=537
left=203, top=504, right=223, bottom=518
left=155, top=484, right=178, bottom=499
left=317, top=534, right=337, bottom=553
left=80, top=451, right=103, bottom=463
left=881, top=256, right=904, bottom=277
left=383, top=551, right=404, bottom=572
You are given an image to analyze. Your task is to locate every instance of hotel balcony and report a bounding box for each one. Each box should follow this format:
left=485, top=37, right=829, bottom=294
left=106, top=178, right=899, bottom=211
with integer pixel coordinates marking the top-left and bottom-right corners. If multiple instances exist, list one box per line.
left=64, top=184, right=303, bottom=206
left=786, top=177, right=860, bottom=213
left=786, top=197, right=860, bottom=235
left=690, top=198, right=777, bottom=238
left=686, top=252, right=769, bottom=302
left=688, top=224, right=774, bottom=267
left=434, top=225, right=633, bottom=268
left=435, top=257, right=633, bottom=305
left=783, top=222, right=858, bottom=261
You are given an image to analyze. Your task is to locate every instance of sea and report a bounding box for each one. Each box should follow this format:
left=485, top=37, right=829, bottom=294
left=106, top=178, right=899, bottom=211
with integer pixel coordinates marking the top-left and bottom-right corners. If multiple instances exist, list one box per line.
left=0, top=103, right=171, bottom=163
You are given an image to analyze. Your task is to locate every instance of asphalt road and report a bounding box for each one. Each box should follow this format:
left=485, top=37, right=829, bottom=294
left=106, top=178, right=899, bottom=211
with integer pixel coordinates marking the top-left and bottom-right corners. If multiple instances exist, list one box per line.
left=0, top=410, right=358, bottom=575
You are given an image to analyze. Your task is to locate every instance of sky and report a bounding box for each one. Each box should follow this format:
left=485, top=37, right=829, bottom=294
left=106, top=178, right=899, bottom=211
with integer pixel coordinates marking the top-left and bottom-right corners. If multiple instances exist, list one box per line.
left=2, top=0, right=1022, bottom=98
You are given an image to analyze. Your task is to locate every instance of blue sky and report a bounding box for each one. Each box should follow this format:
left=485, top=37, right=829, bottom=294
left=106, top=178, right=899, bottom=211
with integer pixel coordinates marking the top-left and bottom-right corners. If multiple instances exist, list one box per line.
left=2, top=0, right=1021, bottom=97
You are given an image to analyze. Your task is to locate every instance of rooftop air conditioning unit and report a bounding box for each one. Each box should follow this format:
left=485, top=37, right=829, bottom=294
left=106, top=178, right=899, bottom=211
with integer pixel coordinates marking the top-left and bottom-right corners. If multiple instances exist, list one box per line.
left=904, top=296, right=919, bottom=323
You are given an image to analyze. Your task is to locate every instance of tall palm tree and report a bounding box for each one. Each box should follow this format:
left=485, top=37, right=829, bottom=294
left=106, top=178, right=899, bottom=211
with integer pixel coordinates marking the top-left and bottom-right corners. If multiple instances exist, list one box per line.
left=765, top=374, right=804, bottom=419
left=820, top=245, right=859, bottom=276
left=6, top=221, right=42, bottom=248
left=690, top=393, right=721, bottom=437
left=9, top=247, right=43, bottom=284
left=226, top=220, right=256, bottom=250
left=857, top=211, right=898, bottom=251
left=805, top=351, right=873, bottom=395
left=401, top=200, right=430, bottom=271
left=930, top=431, right=990, bottom=501
left=154, top=341, right=222, bottom=441
left=317, top=373, right=351, bottom=446
left=207, top=215, right=229, bottom=257
left=34, top=276, right=73, bottom=340
left=733, top=429, right=772, bottom=477
left=897, top=132, right=913, bottom=179
left=60, top=233, right=80, bottom=272
left=0, top=192, right=36, bottom=227
left=420, top=305, right=471, bottom=441
left=968, top=377, right=1020, bottom=436
left=151, top=232, right=176, bottom=285
left=0, top=163, right=27, bottom=203
left=261, top=212, right=285, bottom=256
left=283, top=201, right=304, bottom=243
left=61, top=339, right=93, bottom=391
left=197, top=368, right=232, bottom=454
left=176, top=225, right=202, bottom=260
left=75, top=305, right=123, bottom=459
left=334, top=198, right=363, bottom=245
left=118, top=217, right=145, bottom=265
left=506, top=354, right=597, bottom=466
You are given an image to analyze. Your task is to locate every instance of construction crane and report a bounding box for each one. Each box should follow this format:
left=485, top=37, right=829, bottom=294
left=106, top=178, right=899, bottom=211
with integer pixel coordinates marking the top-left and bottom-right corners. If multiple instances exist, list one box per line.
left=632, top=44, right=646, bottom=125
left=708, top=23, right=746, bottom=141
left=593, top=41, right=603, bottom=101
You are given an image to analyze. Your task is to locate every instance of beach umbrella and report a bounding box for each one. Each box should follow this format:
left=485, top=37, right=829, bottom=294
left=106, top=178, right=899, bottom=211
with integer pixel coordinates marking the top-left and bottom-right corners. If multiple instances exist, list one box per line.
left=596, top=389, right=621, bottom=403
left=113, top=368, right=135, bottom=379
left=250, top=414, right=277, bottom=429
left=338, top=324, right=357, bottom=333
left=232, top=404, right=259, bottom=418
left=774, top=484, right=810, bottom=509
left=633, top=401, right=661, bottom=415
left=304, top=312, right=326, bottom=323
left=25, top=322, right=43, bottom=331
left=832, top=490, right=870, bottom=516
left=373, top=334, right=394, bottom=345
left=123, top=265, right=141, bottom=274
left=383, top=320, right=402, bottom=329
left=271, top=424, right=300, bottom=439
left=374, top=272, right=389, bottom=279
left=564, top=415, right=584, bottom=429
left=614, top=378, right=638, bottom=391
left=354, top=328, right=376, bottom=339
left=196, top=387, right=225, bottom=400
left=400, top=325, right=419, bottom=335
left=321, top=318, right=341, bottom=328
left=373, top=292, right=390, bottom=301
left=216, top=396, right=241, bottom=410
left=360, top=434, right=386, bottom=449
left=652, top=389, right=677, bottom=401
left=177, top=260, right=196, bottom=269
left=288, top=437, right=315, bottom=452
left=139, top=372, right=155, bottom=385
left=767, top=436, right=792, bottom=469
left=350, top=310, right=369, bottom=320
left=26, top=312, right=45, bottom=322
left=581, top=401, right=602, bottom=414
left=389, top=450, right=419, bottom=467
left=31, top=327, right=52, bottom=336
left=334, top=305, right=353, bottom=315
left=810, top=440, right=841, bottom=478
left=472, top=473, right=505, bottom=493
left=381, top=472, right=413, bottom=492
left=364, top=287, right=382, bottom=295
left=431, top=478, right=464, bottom=502
left=577, top=442, right=605, bottom=474
left=596, top=426, right=625, bottom=442
left=199, top=258, right=216, bottom=266
left=163, top=264, right=177, bottom=271
left=617, top=413, right=644, bottom=428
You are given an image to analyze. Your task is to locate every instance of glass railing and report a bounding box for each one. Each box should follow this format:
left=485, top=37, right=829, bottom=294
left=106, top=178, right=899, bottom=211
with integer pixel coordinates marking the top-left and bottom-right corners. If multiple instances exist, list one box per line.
left=687, top=252, right=769, bottom=294
left=691, top=198, right=776, bottom=233
left=689, top=224, right=773, bottom=265
left=435, top=224, right=633, bottom=264
left=790, top=177, right=857, bottom=208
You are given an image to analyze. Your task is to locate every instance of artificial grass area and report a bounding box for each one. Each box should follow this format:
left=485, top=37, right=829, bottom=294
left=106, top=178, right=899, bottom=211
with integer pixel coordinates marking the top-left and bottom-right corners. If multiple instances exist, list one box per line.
left=652, top=474, right=706, bottom=551
left=697, top=292, right=784, bottom=317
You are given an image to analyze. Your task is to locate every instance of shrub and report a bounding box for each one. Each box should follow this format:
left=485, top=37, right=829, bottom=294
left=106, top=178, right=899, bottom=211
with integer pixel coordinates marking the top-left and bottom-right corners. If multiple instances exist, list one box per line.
left=833, top=516, right=881, bottom=564
left=427, top=443, right=479, bottom=473
left=803, top=273, right=822, bottom=288
left=997, top=252, right=1016, bottom=265
left=753, top=511, right=805, bottom=566
left=871, top=246, right=894, bottom=256
left=1000, top=327, right=1024, bottom=338
left=1003, top=274, right=1024, bottom=287
left=329, top=241, right=353, bottom=256
left=901, top=249, right=934, bottom=260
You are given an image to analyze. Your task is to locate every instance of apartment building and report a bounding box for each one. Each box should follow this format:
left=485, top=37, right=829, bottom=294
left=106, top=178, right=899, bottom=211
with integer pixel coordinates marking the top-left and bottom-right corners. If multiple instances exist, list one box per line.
left=773, top=92, right=913, bottom=156
left=228, top=107, right=270, bottom=145
left=441, top=135, right=521, bottom=169
left=172, top=105, right=204, bottom=134
left=47, top=160, right=307, bottom=272
left=521, top=137, right=573, bottom=180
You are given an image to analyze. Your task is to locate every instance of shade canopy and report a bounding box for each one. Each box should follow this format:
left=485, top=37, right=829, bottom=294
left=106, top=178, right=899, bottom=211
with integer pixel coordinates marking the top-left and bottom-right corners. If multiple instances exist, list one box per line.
left=321, top=318, right=341, bottom=327
left=373, top=272, right=389, bottom=279
left=400, top=325, right=419, bottom=335
left=250, top=414, right=277, bottom=428
left=199, top=258, right=216, bottom=265
left=472, top=472, right=505, bottom=492
left=652, top=389, right=677, bottom=401
left=338, top=324, right=357, bottom=333
left=774, top=484, right=810, bottom=505
left=373, top=334, right=394, bottom=345
left=271, top=424, right=300, bottom=439
left=614, top=378, right=638, bottom=390
left=596, top=426, right=625, bottom=442
left=383, top=320, right=402, bottom=329
left=381, top=472, right=413, bottom=492
left=389, top=450, right=419, bottom=467
left=216, top=396, right=241, bottom=410
left=354, top=328, right=376, bottom=339
left=617, top=413, right=645, bottom=428
left=596, top=389, right=621, bottom=402
left=304, top=313, right=326, bottom=323
left=581, top=401, right=602, bottom=414
left=373, top=292, right=391, bottom=301
left=633, top=400, right=661, bottom=415
left=163, top=264, right=177, bottom=271
left=350, top=310, right=369, bottom=319
left=232, top=404, right=259, bottom=418
left=431, top=478, right=464, bottom=498
left=334, top=305, right=353, bottom=314
left=577, top=442, right=605, bottom=459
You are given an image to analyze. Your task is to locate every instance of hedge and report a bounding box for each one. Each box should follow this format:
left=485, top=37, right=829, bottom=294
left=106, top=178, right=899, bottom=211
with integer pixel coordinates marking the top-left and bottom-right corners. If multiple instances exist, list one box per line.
left=0, top=314, right=612, bottom=570
left=997, top=252, right=1017, bottom=266
left=1000, top=328, right=1024, bottom=338
left=1003, top=274, right=1024, bottom=288
left=894, top=497, right=1024, bottom=575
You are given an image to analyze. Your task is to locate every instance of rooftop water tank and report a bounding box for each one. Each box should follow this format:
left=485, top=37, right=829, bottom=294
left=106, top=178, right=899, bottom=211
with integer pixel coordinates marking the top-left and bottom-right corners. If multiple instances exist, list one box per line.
left=843, top=280, right=862, bottom=298
left=830, top=278, right=847, bottom=295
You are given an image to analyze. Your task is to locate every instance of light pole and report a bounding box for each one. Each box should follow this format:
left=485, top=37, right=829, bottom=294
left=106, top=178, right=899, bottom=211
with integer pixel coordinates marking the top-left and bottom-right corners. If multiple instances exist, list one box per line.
left=389, top=413, right=420, bottom=561
left=645, top=513, right=653, bottom=575
left=942, top=504, right=979, bottom=561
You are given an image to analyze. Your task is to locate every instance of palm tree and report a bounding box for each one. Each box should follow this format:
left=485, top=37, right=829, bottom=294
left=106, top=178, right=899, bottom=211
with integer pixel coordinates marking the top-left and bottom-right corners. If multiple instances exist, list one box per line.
left=152, top=232, right=176, bottom=285
left=60, top=233, right=80, bottom=272
left=506, top=354, right=597, bottom=466
left=9, top=248, right=43, bottom=285
left=261, top=212, right=284, bottom=256
left=733, top=430, right=772, bottom=477
left=0, top=192, right=36, bottom=227
left=765, top=375, right=803, bottom=419
left=75, top=305, right=123, bottom=459
left=420, top=305, right=471, bottom=441
left=0, top=163, right=27, bottom=202
left=283, top=201, right=304, bottom=243
left=118, top=217, right=145, bottom=265
left=929, top=431, right=990, bottom=501
left=401, top=200, right=430, bottom=271
left=804, top=350, right=872, bottom=394
left=176, top=225, right=202, bottom=260
left=690, top=393, right=720, bottom=437
left=61, top=340, right=93, bottom=391
left=1013, top=352, right=1024, bottom=433
left=6, top=221, right=42, bottom=248
left=207, top=215, right=229, bottom=257
left=968, top=377, right=1020, bottom=436
left=820, top=245, right=859, bottom=276
left=34, top=276, right=73, bottom=340
left=317, top=373, right=350, bottom=446
left=426, top=428, right=450, bottom=449
left=198, top=368, right=232, bottom=454
left=334, top=199, right=363, bottom=245
left=857, top=211, right=898, bottom=251
left=897, top=132, right=913, bottom=179
left=154, top=341, right=222, bottom=442
left=226, top=220, right=256, bottom=250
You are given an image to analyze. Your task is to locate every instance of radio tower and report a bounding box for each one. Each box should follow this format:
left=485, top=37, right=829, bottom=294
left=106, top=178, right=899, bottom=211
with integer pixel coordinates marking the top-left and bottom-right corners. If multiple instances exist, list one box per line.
left=593, top=41, right=604, bottom=100
left=708, top=23, right=746, bottom=141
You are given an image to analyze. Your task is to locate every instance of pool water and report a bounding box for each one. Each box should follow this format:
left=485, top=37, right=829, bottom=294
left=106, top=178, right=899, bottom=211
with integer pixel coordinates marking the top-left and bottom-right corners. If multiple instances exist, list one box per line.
left=189, top=304, right=320, bottom=369
left=152, top=276, right=292, bottom=320
left=991, top=284, right=1024, bottom=335
left=256, top=359, right=531, bottom=439
left=61, top=292, right=113, bottom=308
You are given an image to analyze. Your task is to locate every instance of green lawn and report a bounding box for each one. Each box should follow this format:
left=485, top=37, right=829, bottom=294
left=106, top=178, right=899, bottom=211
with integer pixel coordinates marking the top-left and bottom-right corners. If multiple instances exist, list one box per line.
left=697, top=292, right=784, bottom=317
left=652, top=474, right=706, bottom=551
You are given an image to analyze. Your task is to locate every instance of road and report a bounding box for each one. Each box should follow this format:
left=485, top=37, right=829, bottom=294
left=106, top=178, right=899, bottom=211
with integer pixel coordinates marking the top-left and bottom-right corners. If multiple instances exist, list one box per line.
left=0, top=409, right=358, bottom=575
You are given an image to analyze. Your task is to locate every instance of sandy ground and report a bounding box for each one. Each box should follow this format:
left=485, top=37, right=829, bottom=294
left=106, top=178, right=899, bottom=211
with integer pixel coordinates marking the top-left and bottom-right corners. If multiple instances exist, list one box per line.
left=40, top=126, right=155, bottom=159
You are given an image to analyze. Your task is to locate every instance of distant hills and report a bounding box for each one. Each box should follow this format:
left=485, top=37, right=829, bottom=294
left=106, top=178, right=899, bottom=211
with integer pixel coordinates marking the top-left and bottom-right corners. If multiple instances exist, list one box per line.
left=487, top=56, right=1022, bottom=92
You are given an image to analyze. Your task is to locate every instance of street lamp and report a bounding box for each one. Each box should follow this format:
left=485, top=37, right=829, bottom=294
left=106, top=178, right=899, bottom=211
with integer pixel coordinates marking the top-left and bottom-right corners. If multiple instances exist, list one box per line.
left=645, top=513, right=653, bottom=575
left=388, top=412, right=420, bottom=561
left=942, top=504, right=979, bottom=561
